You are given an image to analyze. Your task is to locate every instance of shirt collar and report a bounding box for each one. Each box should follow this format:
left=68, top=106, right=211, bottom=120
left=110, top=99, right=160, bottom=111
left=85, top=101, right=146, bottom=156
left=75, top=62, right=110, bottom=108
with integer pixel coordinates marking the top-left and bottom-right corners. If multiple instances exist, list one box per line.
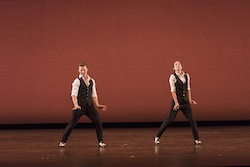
left=175, top=71, right=185, bottom=77
left=79, top=74, right=91, bottom=81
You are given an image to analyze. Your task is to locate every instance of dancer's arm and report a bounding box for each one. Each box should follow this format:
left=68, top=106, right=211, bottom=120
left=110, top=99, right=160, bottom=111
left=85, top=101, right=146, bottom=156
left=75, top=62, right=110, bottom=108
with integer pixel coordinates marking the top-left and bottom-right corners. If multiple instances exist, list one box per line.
left=187, top=74, right=197, bottom=104
left=188, top=90, right=197, bottom=104
left=71, top=78, right=81, bottom=110
left=72, top=96, right=81, bottom=110
left=172, top=92, right=179, bottom=111
left=170, top=74, right=179, bottom=111
left=93, top=97, right=107, bottom=111
left=92, top=79, right=107, bottom=111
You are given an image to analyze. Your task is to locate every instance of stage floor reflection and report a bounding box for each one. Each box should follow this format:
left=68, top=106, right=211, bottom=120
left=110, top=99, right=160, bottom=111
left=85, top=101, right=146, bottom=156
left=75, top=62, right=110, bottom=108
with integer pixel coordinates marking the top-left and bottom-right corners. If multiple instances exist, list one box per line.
left=0, top=126, right=250, bottom=166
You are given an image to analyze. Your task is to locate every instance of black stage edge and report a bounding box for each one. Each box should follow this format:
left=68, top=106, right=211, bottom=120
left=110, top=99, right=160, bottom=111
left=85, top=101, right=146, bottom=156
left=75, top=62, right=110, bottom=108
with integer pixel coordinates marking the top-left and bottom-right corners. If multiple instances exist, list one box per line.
left=0, top=121, right=249, bottom=129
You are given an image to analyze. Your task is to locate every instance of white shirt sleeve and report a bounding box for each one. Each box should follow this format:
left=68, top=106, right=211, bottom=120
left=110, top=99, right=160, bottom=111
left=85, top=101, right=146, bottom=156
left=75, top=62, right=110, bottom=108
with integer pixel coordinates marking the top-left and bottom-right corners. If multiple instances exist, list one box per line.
left=187, top=73, right=191, bottom=90
left=169, top=74, right=176, bottom=92
left=91, top=79, right=98, bottom=98
left=71, top=78, right=80, bottom=97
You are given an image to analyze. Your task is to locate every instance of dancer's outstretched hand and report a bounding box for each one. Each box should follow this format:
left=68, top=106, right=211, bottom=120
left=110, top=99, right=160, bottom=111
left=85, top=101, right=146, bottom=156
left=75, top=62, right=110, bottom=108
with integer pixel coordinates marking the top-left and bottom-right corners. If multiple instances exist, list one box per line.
left=73, top=105, right=81, bottom=110
left=190, top=100, right=197, bottom=105
left=173, top=103, right=179, bottom=111
left=97, top=105, right=107, bottom=111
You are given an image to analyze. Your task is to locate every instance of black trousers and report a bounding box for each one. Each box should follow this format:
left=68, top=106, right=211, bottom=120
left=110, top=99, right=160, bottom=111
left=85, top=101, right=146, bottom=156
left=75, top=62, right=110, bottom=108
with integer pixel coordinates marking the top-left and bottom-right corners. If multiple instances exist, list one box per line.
left=61, top=104, right=103, bottom=143
left=156, top=100, right=199, bottom=140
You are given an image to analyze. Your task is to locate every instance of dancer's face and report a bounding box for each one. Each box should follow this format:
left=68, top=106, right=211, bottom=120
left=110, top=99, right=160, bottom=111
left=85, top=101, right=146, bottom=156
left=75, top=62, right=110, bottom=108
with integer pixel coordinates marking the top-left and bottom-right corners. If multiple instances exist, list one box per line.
left=173, top=61, right=182, bottom=72
left=78, top=66, right=88, bottom=77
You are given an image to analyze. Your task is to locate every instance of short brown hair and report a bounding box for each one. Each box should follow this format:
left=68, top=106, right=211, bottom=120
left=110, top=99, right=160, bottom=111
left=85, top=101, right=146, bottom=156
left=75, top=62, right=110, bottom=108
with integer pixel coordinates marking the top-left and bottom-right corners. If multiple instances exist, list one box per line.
left=79, top=62, right=88, bottom=68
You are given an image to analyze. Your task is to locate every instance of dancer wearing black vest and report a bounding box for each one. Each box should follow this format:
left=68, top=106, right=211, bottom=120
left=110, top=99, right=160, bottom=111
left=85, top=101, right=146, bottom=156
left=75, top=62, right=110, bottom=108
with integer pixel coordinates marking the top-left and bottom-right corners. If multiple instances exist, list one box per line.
left=59, top=62, right=107, bottom=147
left=155, top=61, right=202, bottom=145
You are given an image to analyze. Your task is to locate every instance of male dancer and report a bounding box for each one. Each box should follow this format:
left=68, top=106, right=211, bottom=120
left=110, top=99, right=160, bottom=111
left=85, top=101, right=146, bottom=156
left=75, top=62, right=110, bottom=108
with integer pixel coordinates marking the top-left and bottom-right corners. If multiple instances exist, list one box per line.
left=59, top=62, right=107, bottom=147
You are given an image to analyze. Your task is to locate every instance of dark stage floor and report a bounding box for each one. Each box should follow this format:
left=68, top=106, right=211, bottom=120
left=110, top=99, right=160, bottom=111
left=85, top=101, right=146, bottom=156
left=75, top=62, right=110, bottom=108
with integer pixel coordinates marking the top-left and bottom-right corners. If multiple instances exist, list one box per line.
left=0, top=126, right=250, bottom=167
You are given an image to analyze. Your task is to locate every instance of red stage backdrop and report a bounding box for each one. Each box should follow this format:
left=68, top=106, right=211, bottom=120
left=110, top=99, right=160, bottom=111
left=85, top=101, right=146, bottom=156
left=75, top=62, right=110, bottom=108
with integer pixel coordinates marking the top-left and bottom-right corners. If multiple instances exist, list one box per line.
left=0, top=0, right=249, bottom=124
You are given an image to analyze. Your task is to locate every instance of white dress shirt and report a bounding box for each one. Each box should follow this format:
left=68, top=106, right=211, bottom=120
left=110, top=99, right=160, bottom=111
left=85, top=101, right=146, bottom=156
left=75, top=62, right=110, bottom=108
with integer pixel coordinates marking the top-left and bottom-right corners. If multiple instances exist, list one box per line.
left=169, top=71, right=191, bottom=92
left=71, top=74, right=98, bottom=98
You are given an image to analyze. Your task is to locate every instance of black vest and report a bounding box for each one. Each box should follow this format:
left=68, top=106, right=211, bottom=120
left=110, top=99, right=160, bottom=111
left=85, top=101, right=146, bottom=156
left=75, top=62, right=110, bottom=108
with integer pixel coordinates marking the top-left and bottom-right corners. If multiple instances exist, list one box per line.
left=173, top=73, right=189, bottom=104
left=77, top=77, right=93, bottom=106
